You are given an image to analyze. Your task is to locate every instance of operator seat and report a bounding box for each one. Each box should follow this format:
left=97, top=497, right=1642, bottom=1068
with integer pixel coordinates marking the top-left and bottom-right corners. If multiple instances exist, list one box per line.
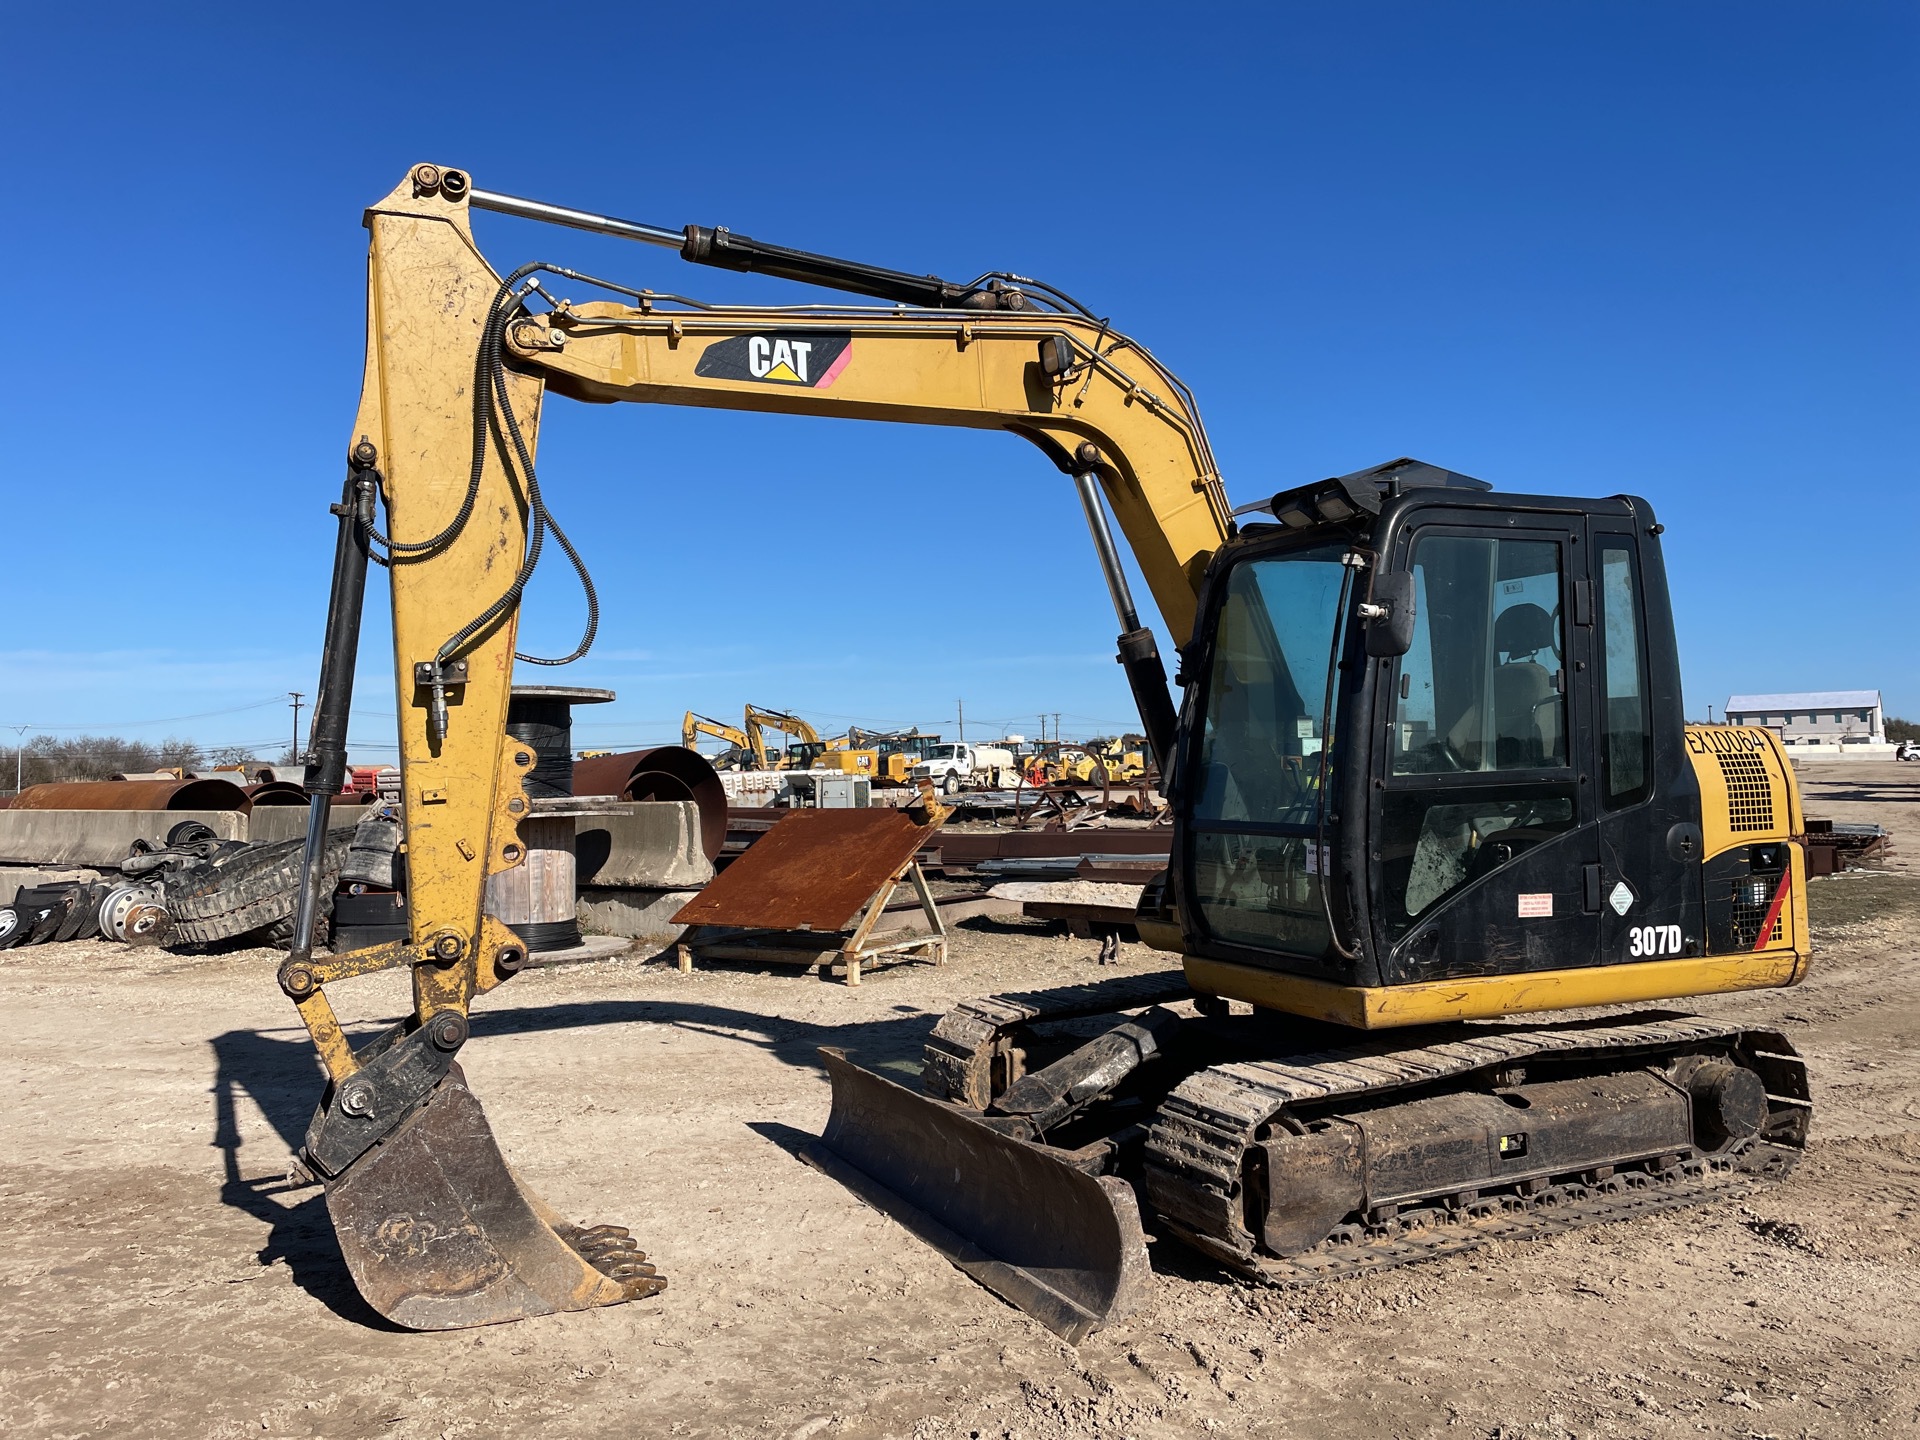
left=1491, top=603, right=1561, bottom=766
left=1441, top=602, right=1563, bottom=768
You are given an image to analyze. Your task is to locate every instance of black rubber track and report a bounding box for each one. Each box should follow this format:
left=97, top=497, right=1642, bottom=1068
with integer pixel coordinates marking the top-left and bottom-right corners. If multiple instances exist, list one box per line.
left=261, top=907, right=332, bottom=951
left=167, top=831, right=355, bottom=946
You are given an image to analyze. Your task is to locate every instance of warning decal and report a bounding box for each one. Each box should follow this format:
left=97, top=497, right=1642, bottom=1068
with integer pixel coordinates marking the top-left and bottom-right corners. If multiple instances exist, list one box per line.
left=695, top=332, right=853, bottom=388
left=1517, top=893, right=1554, bottom=918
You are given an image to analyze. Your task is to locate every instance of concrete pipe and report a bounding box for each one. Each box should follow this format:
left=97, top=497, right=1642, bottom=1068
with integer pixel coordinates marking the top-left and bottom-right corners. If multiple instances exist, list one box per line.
left=244, top=781, right=312, bottom=806
left=11, top=778, right=253, bottom=812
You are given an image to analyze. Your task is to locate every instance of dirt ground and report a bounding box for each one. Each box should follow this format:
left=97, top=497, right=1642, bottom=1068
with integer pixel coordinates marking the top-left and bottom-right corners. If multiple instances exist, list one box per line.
left=2, top=760, right=1916, bottom=1439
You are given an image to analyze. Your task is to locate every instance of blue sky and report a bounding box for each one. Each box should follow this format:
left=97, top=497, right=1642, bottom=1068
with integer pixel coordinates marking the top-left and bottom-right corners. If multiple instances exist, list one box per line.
left=1, top=4, right=1912, bottom=763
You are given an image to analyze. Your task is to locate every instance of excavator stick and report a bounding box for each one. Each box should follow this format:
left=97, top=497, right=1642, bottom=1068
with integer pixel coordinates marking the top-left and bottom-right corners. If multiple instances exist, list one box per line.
left=282, top=304, right=666, bottom=1329
left=804, top=1049, right=1151, bottom=1343
left=321, top=1066, right=662, bottom=1330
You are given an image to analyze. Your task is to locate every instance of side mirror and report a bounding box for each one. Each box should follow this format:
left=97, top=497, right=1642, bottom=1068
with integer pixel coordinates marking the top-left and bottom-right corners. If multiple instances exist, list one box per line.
left=1364, top=572, right=1416, bottom=657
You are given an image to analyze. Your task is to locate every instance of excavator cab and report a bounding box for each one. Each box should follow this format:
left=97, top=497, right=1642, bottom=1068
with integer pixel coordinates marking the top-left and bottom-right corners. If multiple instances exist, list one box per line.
left=1171, top=459, right=1686, bottom=999
left=1158, top=456, right=1800, bottom=1017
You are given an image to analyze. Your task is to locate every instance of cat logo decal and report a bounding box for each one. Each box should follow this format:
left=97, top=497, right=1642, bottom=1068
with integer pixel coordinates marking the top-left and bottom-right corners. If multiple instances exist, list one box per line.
left=695, top=332, right=853, bottom=387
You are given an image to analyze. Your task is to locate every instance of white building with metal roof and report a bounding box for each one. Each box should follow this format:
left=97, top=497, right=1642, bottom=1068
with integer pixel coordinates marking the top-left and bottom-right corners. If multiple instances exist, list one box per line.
left=1723, top=690, right=1887, bottom=753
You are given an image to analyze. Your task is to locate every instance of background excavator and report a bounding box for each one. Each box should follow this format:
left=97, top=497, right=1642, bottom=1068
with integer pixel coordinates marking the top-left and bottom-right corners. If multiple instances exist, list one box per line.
left=743, top=704, right=877, bottom=774
left=279, top=164, right=1811, bottom=1336
left=681, top=707, right=878, bottom=774
left=681, top=710, right=757, bottom=769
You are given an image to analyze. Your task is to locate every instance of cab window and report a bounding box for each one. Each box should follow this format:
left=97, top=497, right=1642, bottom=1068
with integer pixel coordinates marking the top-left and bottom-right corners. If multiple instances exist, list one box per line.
left=1187, top=542, right=1351, bottom=956
left=1392, top=536, right=1566, bottom=774
left=1596, top=539, right=1651, bottom=806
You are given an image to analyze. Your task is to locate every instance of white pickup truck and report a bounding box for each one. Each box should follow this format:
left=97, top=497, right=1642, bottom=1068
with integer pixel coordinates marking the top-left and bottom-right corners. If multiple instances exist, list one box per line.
left=909, top=742, right=1017, bottom=794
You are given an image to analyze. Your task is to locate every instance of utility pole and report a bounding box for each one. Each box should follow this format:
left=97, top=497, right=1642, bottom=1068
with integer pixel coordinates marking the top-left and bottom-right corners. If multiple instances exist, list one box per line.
left=289, top=692, right=305, bottom=762
left=1052, top=712, right=1062, bottom=746
left=8, top=724, right=26, bottom=796
left=956, top=699, right=965, bottom=744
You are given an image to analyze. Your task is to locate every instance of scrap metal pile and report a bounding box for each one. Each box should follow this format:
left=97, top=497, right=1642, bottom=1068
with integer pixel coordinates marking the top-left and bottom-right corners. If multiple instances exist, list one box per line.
left=0, top=813, right=402, bottom=953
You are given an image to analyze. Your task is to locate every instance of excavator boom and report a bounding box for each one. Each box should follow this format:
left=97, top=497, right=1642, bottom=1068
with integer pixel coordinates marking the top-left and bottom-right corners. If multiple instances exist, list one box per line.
left=682, top=710, right=755, bottom=764
left=280, top=164, right=1232, bottom=1330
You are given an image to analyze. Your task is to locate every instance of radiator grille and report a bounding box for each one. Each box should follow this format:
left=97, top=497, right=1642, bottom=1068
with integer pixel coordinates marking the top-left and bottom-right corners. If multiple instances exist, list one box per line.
left=1717, top=751, right=1775, bottom=833
left=1731, top=875, right=1785, bottom=948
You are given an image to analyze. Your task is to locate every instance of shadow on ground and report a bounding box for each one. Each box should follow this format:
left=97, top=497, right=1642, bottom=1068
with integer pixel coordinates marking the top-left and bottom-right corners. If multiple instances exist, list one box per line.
left=206, top=998, right=940, bottom=1325
left=208, top=1026, right=401, bottom=1328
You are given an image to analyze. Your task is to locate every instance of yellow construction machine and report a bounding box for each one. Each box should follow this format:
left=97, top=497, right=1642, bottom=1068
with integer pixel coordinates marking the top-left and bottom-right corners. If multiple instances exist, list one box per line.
left=743, top=704, right=877, bottom=775
left=1087, top=735, right=1148, bottom=784
left=851, top=728, right=944, bottom=784
left=278, top=164, right=1811, bottom=1336
left=680, top=710, right=758, bottom=769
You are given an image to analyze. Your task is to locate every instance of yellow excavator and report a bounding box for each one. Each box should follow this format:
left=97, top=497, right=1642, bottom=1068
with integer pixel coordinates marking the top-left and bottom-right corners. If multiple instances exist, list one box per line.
left=742, top=704, right=876, bottom=774
left=680, top=710, right=757, bottom=769
left=681, top=707, right=876, bottom=774
left=279, top=164, right=1810, bottom=1336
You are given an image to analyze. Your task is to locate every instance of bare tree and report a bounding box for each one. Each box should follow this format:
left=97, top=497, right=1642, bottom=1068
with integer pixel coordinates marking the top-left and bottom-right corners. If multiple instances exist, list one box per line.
left=17, top=734, right=207, bottom=787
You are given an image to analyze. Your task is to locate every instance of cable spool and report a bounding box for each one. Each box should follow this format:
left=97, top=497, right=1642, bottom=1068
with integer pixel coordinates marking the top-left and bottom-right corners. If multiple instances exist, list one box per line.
left=507, top=918, right=580, bottom=952
left=506, top=689, right=602, bottom=798
left=489, top=686, right=614, bottom=953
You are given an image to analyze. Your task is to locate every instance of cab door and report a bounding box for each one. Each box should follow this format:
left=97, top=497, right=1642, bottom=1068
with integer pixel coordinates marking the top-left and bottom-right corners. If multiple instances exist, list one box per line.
left=1369, top=515, right=1602, bottom=983
left=1584, top=519, right=1704, bottom=960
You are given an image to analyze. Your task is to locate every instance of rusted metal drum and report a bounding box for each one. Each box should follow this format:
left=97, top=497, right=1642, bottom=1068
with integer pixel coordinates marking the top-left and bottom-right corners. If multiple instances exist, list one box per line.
left=572, top=747, right=726, bottom=861
left=11, top=778, right=252, bottom=812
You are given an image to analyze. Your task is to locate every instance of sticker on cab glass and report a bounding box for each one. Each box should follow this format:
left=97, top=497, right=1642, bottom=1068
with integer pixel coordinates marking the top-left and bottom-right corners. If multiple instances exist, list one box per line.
left=696, top=332, right=852, bottom=388
left=1517, top=893, right=1553, bottom=918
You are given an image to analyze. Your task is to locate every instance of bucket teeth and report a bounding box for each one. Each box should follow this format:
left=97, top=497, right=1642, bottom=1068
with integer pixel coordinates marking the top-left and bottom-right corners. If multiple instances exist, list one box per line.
left=557, top=1224, right=665, bottom=1296
left=324, top=1068, right=668, bottom=1328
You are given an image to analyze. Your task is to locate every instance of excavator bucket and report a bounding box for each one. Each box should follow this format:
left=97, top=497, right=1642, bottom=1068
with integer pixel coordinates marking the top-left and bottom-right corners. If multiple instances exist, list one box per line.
left=322, top=1066, right=664, bottom=1330
left=804, top=1048, right=1150, bottom=1343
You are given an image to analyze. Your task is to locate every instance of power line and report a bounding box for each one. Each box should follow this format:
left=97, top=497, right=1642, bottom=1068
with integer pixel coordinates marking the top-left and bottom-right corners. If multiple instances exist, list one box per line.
left=6, top=695, right=291, bottom=731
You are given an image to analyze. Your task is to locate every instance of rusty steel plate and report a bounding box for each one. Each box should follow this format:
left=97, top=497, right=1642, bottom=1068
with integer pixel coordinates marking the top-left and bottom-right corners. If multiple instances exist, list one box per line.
left=672, top=808, right=939, bottom=933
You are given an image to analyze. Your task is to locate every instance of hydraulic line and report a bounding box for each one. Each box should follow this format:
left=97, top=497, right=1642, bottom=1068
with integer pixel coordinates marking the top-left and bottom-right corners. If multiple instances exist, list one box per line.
left=369, top=262, right=602, bottom=741
left=433, top=265, right=600, bottom=672
left=288, top=450, right=377, bottom=964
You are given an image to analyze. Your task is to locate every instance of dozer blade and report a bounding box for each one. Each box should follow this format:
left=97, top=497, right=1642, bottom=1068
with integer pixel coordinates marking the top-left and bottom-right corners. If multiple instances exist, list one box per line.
left=323, top=1066, right=664, bottom=1330
left=804, top=1048, right=1150, bottom=1343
